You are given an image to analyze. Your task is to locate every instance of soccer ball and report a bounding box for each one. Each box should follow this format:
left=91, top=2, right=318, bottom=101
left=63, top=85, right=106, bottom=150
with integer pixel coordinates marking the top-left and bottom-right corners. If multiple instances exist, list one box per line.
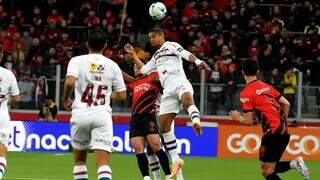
left=149, top=2, right=167, bottom=20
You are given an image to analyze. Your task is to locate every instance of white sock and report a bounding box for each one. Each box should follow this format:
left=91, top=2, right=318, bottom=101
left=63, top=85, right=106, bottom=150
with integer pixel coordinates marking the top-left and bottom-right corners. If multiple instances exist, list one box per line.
left=162, top=131, right=180, bottom=163
left=97, top=165, right=112, bottom=180
left=147, top=154, right=161, bottom=180
left=73, top=165, right=88, bottom=180
left=0, top=157, right=7, bottom=179
left=187, top=105, right=200, bottom=124
left=165, top=175, right=172, bottom=180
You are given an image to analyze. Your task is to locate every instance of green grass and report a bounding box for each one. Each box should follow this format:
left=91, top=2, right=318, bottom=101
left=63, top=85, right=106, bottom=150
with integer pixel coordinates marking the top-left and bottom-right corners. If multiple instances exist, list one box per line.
left=4, top=152, right=320, bottom=180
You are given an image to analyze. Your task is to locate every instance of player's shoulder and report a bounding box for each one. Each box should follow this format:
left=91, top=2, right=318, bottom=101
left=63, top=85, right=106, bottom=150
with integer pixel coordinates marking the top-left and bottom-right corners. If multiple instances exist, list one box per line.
left=164, top=41, right=182, bottom=48
left=0, top=66, right=16, bottom=78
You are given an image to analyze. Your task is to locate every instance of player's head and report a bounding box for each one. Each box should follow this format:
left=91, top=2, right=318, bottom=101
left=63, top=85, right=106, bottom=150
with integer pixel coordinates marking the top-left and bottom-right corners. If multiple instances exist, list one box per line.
left=242, top=59, right=259, bottom=77
left=86, top=29, right=107, bottom=53
left=148, top=28, right=165, bottom=48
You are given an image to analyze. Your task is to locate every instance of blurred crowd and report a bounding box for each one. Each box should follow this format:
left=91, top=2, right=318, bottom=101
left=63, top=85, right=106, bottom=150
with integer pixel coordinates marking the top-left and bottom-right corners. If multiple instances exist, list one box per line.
left=0, top=0, right=319, bottom=116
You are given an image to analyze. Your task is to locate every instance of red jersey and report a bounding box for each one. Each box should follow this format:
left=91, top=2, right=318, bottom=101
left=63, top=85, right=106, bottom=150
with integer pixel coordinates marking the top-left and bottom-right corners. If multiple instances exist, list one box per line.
left=128, top=71, right=160, bottom=115
left=240, top=80, right=287, bottom=134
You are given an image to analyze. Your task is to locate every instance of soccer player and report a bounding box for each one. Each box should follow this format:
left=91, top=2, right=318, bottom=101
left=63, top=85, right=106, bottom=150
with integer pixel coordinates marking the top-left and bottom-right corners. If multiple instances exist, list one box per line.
left=124, top=28, right=210, bottom=179
left=63, top=30, right=127, bottom=180
left=228, top=59, right=310, bottom=180
left=0, top=44, right=20, bottom=179
left=123, top=66, right=171, bottom=180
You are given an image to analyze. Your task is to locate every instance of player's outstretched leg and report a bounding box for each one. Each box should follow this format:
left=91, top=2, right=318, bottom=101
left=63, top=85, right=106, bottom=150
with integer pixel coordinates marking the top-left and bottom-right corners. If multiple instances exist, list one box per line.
left=0, top=157, right=7, bottom=179
left=181, top=92, right=202, bottom=136
left=289, top=156, right=310, bottom=179
left=159, top=113, right=184, bottom=179
left=146, top=145, right=161, bottom=180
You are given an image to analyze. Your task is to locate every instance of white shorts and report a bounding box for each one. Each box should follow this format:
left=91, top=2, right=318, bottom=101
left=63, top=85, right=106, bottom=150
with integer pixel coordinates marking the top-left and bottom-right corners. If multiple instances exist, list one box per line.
left=159, top=79, right=194, bottom=115
left=70, top=109, right=113, bottom=152
left=0, top=115, right=11, bottom=148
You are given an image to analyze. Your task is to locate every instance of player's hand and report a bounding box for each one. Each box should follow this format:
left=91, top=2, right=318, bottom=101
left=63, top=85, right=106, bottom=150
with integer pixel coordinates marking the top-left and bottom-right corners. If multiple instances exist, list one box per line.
left=228, top=110, right=241, bottom=121
left=63, top=99, right=73, bottom=111
left=124, top=43, right=135, bottom=54
left=197, top=61, right=211, bottom=71
left=192, top=122, right=202, bottom=136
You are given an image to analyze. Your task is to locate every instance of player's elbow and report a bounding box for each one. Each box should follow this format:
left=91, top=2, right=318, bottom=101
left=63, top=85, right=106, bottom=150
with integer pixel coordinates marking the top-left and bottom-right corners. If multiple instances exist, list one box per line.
left=112, top=91, right=127, bottom=102
left=11, top=95, right=20, bottom=104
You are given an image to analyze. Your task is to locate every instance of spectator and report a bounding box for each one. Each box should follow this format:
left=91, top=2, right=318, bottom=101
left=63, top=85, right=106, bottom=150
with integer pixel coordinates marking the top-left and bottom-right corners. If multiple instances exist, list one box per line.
left=269, top=67, right=283, bottom=93
left=208, top=60, right=224, bottom=115
left=32, top=6, right=42, bottom=26
left=247, top=38, right=260, bottom=60
left=281, top=66, right=297, bottom=117
left=102, top=10, right=116, bottom=27
left=84, top=10, right=100, bottom=27
left=47, top=8, right=64, bottom=25
left=275, top=46, right=291, bottom=73
left=12, top=42, right=25, bottom=64
left=296, top=57, right=311, bottom=113
left=66, top=11, right=78, bottom=26
left=225, top=63, right=239, bottom=112
left=17, top=72, right=35, bottom=109
left=35, top=76, right=48, bottom=108
left=38, top=98, right=57, bottom=121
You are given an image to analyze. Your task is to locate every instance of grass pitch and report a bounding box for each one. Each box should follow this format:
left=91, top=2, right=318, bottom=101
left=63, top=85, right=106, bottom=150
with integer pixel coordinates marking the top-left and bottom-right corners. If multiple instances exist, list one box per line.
left=4, top=152, right=319, bottom=180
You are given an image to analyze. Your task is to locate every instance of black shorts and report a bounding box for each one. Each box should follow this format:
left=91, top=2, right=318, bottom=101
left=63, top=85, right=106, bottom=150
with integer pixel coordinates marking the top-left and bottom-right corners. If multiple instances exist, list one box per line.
left=259, top=131, right=290, bottom=162
left=129, top=113, right=159, bottom=138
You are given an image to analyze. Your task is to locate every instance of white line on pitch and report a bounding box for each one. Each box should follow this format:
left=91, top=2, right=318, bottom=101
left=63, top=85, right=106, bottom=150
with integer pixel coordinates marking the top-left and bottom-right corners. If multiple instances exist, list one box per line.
left=4, top=177, right=60, bottom=180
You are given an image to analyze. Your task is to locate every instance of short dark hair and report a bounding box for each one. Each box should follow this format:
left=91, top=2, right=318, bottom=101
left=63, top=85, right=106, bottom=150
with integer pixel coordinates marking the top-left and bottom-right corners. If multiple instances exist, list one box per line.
left=242, top=59, right=259, bottom=76
left=149, top=28, right=164, bottom=35
left=87, top=29, right=106, bottom=52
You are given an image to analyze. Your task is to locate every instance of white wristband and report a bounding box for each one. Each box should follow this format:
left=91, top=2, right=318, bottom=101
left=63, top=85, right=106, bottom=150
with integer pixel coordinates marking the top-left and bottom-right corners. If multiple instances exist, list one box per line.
left=195, top=59, right=202, bottom=66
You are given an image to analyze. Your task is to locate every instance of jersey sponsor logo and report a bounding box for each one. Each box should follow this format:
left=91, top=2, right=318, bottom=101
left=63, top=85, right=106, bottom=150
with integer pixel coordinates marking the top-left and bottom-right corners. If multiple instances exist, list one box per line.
left=90, top=63, right=105, bottom=73
left=256, top=87, right=270, bottom=95
left=134, top=83, right=151, bottom=93
left=240, top=97, right=250, bottom=103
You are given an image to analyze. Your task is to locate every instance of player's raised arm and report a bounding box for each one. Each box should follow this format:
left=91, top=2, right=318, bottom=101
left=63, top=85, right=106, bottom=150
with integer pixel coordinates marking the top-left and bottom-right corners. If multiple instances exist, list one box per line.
left=172, top=43, right=211, bottom=71
left=124, top=43, right=156, bottom=74
left=124, top=43, right=144, bottom=68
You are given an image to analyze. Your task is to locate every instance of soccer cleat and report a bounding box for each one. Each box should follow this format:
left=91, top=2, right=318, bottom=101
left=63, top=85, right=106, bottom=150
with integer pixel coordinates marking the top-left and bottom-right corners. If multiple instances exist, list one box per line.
left=291, top=156, right=310, bottom=180
left=170, top=159, right=184, bottom=179
left=192, top=122, right=202, bottom=136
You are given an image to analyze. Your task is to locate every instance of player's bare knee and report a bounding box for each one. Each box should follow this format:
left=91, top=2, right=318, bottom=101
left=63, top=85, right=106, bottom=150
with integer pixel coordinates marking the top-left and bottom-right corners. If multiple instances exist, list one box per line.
left=181, top=92, right=194, bottom=108
left=160, top=125, right=171, bottom=133
left=148, top=142, right=161, bottom=152
left=133, top=145, right=144, bottom=154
